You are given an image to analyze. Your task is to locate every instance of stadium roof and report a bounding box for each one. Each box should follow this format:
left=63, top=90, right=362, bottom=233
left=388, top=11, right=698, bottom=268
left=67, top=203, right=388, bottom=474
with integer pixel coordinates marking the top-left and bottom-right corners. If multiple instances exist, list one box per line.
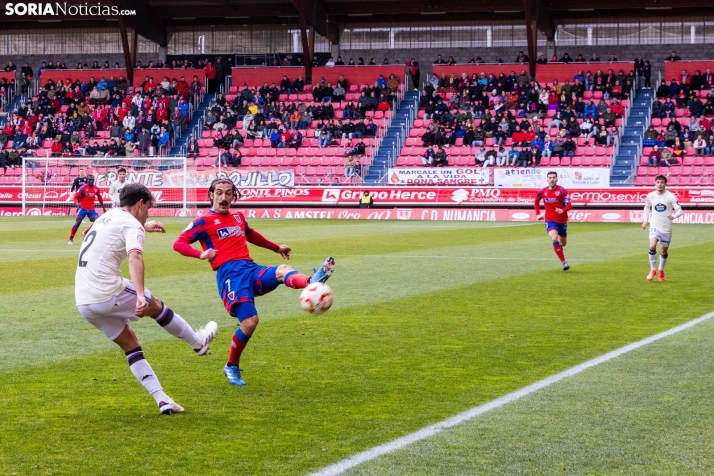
left=1, top=0, right=713, bottom=77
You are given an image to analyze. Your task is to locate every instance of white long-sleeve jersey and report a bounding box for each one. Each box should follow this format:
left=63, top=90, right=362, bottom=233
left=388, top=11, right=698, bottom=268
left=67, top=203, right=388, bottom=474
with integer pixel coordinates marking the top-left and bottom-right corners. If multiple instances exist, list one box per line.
left=644, top=190, right=682, bottom=234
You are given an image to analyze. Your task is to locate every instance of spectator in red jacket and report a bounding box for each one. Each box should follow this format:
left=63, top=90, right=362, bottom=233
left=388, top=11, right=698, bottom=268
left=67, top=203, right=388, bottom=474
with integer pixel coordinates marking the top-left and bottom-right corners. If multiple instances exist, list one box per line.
left=156, top=103, right=168, bottom=122
left=610, top=99, right=625, bottom=117
left=50, top=138, right=63, bottom=157
left=205, top=61, right=217, bottom=94
left=176, top=76, right=190, bottom=98
left=142, top=77, right=155, bottom=92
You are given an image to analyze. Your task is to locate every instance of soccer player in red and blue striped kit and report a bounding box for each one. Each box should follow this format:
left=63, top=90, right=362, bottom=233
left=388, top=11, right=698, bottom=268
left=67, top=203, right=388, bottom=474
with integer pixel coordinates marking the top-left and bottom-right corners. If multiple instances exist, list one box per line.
left=534, top=171, right=572, bottom=270
left=173, top=178, right=334, bottom=386
left=68, top=174, right=105, bottom=245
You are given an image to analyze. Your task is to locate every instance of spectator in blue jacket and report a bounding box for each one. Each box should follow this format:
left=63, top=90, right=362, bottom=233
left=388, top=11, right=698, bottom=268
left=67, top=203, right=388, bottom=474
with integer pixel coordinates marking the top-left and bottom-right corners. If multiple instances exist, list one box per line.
left=583, top=100, right=598, bottom=119
left=178, top=98, right=190, bottom=118
left=158, top=127, right=170, bottom=155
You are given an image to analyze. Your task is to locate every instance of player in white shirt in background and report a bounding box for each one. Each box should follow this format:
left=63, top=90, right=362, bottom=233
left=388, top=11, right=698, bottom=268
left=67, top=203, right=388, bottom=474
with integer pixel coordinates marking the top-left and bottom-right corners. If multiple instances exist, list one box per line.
left=80, top=167, right=128, bottom=240
left=75, top=183, right=218, bottom=415
left=642, top=175, right=683, bottom=282
left=109, top=167, right=127, bottom=208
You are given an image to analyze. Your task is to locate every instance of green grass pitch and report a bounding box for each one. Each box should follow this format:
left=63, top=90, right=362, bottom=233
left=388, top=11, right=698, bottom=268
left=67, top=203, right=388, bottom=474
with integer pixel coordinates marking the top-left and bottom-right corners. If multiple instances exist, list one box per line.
left=1, top=217, right=714, bottom=475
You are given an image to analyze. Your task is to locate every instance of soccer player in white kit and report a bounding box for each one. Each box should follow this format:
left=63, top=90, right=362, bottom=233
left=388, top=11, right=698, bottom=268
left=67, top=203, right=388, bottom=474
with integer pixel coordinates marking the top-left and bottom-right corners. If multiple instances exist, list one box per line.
left=80, top=168, right=129, bottom=240
left=109, top=167, right=127, bottom=208
left=75, top=183, right=218, bottom=414
left=642, top=175, right=683, bottom=282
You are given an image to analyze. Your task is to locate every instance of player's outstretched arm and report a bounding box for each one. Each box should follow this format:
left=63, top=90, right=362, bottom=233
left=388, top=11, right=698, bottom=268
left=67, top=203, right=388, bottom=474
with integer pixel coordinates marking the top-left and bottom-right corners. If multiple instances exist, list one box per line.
left=173, top=235, right=203, bottom=259
left=246, top=228, right=282, bottom=253
left=276, top=245, right=291, bottom=260
left=127, top=251, right=148, bottom=316
left=144, top=221, right=166, bottom=233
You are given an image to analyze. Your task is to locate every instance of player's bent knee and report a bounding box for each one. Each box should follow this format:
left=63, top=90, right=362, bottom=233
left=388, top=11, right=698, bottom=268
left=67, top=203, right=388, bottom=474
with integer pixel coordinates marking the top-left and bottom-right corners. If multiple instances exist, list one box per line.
left=241, top=315, right=259, bottom=334
left=275, top=264, right=294, bottom=281
left=112, top=325, right=141, bottom=352
left=146, top=295, right=163, bottom=317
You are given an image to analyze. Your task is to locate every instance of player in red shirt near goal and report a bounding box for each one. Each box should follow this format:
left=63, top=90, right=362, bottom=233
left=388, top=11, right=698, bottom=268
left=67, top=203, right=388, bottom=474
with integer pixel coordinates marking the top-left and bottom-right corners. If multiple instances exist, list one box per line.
left=68, top=174, right=106, bottom=245
left=534, top=171, right=572, bottom=270
left=173, top=178, right=334, bottom=386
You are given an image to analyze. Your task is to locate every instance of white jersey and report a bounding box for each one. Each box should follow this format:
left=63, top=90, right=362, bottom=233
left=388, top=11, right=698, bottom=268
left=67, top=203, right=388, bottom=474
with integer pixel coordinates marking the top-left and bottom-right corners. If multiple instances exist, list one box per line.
left=644, top=190, right=682, bottom=235
left=109, top=180, right=127, bottom=206
left=75, top=208, right=145, bottom=306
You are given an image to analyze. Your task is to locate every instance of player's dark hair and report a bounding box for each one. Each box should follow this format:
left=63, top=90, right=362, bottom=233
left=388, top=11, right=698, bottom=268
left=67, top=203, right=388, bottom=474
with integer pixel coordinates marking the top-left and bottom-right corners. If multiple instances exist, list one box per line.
left=117, top=167, right=126, bottom=174
left=655, top=174, right=668, bottom=184
left=547, top=171, right=557, bottom=178
left=120, top=183, right=154, bottom=207
left=208, top=177, right=241, bottom=203
left=86, top=174, right=95, bottom=184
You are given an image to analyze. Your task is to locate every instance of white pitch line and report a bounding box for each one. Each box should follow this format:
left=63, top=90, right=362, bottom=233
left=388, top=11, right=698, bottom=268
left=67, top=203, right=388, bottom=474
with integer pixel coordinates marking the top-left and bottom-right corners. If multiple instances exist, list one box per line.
left=288, top=254, right=714, bottom=264
left=0, top=249, right=77, bottom=253
left=308, top=310, right=714, bottom=476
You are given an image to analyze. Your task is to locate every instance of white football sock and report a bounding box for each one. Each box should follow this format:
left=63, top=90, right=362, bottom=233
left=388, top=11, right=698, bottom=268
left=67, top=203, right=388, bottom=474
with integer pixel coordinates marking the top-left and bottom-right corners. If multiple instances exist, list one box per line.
left=126, top=348, right=169, bottom=405
left=154, top=304, right=203, bottom=349
left=648, top=250, right=657, bottom=270
left=659, top=256, right=667, bottom=270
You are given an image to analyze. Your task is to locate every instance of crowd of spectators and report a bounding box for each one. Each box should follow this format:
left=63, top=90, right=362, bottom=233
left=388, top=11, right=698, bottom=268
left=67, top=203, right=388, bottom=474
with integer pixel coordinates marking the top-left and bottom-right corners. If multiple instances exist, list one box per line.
left=189, top=74, right=399, bottom=167
left=642, top=70, right=714, bottom=166
left=412, top=67, right=629, bottom=167
left=0, top=72, right=202, bottom=172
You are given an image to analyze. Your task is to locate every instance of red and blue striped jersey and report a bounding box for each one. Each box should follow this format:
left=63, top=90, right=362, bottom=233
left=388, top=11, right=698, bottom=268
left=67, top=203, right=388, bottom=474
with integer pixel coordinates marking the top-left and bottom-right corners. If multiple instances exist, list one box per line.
left=74, top=184, right=103, bottom=210
left=178, top=210, right=254, bottom=271
left=534, top=185, right=572, bottom=223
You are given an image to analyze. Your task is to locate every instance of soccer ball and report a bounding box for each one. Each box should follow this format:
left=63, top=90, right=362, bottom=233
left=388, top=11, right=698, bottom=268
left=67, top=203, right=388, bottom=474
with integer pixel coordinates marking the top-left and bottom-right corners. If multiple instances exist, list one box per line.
left=300, top=283, right=333, bottom=315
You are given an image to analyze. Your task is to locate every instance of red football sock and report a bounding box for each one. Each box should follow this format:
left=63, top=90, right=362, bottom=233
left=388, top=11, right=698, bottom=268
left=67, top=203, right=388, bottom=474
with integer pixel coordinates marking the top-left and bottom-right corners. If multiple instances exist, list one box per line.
left=284, top=272, right=309, bottom=289
left=553, top=241, right=566, bottom=263
left=227, top=332, right=249, bottom=367
left=69, top=225, right=79, bottom=240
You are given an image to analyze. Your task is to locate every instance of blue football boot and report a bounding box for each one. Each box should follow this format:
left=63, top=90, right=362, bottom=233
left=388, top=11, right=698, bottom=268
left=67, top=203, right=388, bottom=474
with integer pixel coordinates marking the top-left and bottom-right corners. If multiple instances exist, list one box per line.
left=310, top=257, right=335, bottom=284
left=223, top=364, right=246, bottom=386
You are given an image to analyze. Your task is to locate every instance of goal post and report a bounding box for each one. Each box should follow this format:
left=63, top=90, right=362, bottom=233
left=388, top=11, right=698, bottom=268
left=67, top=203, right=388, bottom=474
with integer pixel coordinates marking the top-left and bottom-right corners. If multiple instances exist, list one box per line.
left=20, top=156, right=193, bottom=217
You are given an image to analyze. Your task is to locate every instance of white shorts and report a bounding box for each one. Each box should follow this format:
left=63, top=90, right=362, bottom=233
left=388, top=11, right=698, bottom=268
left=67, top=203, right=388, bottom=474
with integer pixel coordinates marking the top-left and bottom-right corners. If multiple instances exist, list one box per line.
left=77, top=281, right=153, bottom=341
left=649, top=227, right=672, bottom=247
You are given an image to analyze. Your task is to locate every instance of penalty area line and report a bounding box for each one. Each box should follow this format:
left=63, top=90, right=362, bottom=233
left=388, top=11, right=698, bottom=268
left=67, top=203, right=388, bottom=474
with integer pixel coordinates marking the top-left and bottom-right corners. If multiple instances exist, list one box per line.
left=308, top=310, right=714, bottom=476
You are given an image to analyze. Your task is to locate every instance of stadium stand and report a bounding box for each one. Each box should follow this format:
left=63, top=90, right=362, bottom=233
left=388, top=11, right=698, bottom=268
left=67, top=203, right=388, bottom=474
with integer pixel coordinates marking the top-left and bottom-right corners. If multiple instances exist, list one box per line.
left=629, top=63, right=714, bottom=186
left=4, top=51, right=714, bottom=187
left=390, top=66, right=632, bottom=177
left=0, top=65, right=405, bottom=186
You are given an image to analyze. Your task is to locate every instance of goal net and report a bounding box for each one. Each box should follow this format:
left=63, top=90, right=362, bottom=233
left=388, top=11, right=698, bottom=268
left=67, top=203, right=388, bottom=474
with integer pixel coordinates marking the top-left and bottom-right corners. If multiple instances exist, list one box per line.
left=20, top=156, right=194, bottom=217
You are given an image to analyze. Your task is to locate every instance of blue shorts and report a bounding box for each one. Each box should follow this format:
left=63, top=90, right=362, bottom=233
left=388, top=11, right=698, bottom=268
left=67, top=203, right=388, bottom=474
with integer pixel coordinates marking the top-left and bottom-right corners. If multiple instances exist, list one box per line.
left=216, top=260, right=281, bottom=321
left=545, top=221, right=568, bottom=237
left=76, top=208, right=99, bottom=221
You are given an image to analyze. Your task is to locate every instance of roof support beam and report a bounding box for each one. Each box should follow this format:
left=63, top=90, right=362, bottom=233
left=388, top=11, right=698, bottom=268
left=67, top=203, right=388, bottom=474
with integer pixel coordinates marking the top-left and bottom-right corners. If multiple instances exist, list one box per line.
left=119, top=17, right=134, bottom=83
left=290, top=0, right=338, bottom=44
left=110, top=0, right=168, bottom=47
left=296, top=13, right=313, bottom=82
left=522, top=0, right=554, bottom=77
